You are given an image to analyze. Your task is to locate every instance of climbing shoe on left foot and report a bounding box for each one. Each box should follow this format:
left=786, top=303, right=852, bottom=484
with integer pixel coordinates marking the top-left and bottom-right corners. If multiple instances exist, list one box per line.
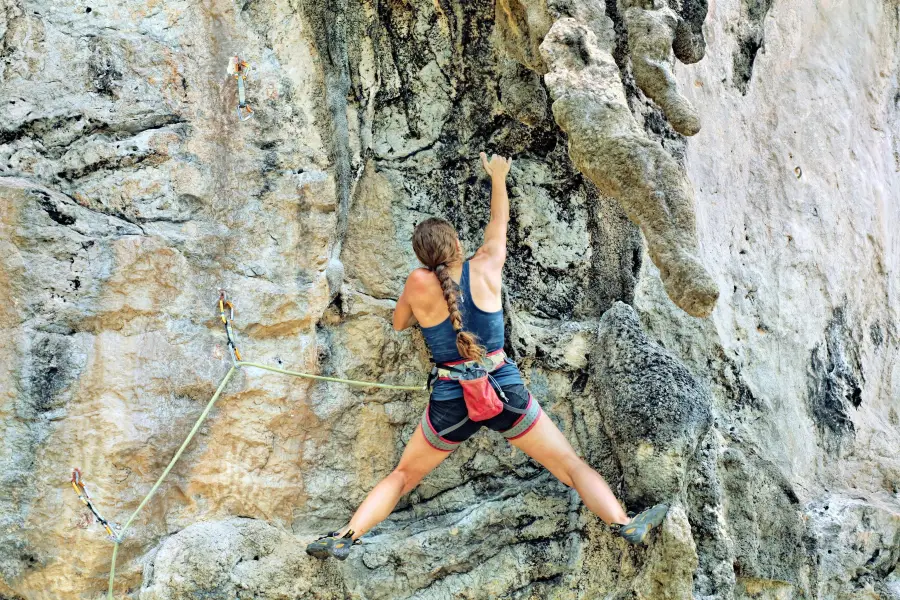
left=613, top=504, right=669, bottom=544
left=305, top=530, right=359, bottom=560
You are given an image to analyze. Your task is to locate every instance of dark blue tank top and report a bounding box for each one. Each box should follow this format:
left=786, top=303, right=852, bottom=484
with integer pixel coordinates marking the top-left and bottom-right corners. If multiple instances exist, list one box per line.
left=420, top=261, right=523, bottom=400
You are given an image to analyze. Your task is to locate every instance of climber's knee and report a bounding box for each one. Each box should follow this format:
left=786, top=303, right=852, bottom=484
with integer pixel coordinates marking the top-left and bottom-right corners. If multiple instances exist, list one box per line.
left=555, top=453, right=585, bottom=488
left=393, top=465, right=423, bottom=495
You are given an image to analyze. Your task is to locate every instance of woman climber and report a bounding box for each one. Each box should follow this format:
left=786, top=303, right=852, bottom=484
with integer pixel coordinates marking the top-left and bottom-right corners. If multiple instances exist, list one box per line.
left=306, top=153, right=668, bottom=560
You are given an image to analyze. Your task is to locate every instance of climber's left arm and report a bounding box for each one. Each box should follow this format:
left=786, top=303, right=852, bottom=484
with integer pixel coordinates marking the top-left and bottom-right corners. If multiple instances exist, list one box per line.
left=476, top=152, right=511, bottom=272
left=393, top=275, right=419, bottom=331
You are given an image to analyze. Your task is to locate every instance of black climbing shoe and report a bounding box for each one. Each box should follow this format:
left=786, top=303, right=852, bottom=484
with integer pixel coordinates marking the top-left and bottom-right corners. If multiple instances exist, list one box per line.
left=613, top=504, right=669, bottom=544
left=305, top=530, right=359, bottom=560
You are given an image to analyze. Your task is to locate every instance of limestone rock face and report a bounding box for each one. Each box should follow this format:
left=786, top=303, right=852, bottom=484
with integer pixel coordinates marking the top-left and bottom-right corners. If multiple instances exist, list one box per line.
left=1, top=0, right=899, bottom=600
left=592, top=302, right=712, bottom=507
left=537, top=2, right=720, bottom=317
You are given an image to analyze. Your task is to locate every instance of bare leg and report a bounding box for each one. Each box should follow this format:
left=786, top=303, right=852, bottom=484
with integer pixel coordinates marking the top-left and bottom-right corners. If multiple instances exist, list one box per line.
left=510, top=413, right=629, bottom=525
left=337, top=425, right=451, bottom=540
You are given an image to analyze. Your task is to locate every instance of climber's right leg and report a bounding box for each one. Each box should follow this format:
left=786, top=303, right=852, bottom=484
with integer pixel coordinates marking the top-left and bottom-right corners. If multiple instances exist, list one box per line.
left=345, top=424, right=450, bottom=537
left=308, top=398, right=479, bottom=560
left=509, top=411, right=630, bottom=526
left=306, top=424, right=449, bottom=560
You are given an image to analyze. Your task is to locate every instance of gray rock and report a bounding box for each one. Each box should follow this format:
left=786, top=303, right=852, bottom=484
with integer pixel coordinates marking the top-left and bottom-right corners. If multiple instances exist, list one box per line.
left=1, top=0, right=898, bottom=598
left=591, top=302, right=712, bottom=506
left=140, top=518, right=346, bottom=600
left=539, top=11, right=719, bottom=317
left=619, top=0, right=701, bottom=136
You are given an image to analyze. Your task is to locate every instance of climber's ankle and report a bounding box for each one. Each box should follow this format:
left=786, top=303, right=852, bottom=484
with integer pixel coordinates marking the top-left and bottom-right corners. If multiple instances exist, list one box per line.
left=336, top=525, right=352, bottom=538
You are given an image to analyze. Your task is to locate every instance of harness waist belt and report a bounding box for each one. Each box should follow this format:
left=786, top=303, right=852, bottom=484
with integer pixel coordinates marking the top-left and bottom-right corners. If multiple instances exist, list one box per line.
left=435, top=350, right=509, bottom=380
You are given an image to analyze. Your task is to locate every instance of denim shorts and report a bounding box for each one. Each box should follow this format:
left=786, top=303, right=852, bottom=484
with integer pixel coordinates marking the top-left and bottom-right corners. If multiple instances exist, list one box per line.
left=420, top=383, right=543, bottom=452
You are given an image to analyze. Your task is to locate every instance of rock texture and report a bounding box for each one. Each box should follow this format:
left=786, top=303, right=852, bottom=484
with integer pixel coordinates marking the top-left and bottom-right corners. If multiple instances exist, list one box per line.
left=1, top=0, right=898, bottom=600
left=535, top=0, right=720, bottom=317
left=619, top=0, right=702, bottom=136
left=592, top=302, right=712, bottom=508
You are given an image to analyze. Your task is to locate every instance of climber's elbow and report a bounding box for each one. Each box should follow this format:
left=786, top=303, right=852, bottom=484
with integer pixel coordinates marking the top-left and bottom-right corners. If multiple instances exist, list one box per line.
left=393, top=317, right=417, bottom=332
left=392, top=309, right=406, bottom=331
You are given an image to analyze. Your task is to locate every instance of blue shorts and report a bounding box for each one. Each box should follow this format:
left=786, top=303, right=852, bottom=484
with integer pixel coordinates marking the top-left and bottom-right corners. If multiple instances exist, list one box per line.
left=420, top=384, right=543, bottom=452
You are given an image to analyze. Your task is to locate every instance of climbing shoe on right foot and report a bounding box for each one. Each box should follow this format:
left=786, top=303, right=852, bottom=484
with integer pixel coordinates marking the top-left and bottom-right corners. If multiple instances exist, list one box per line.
left=305, top=530, right=358, bottom=560
left=614, top=504, right=669, bottom=544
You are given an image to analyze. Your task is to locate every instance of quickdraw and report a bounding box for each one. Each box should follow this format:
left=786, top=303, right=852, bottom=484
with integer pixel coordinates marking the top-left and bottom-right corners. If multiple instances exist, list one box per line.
left=71, top=468, right=118, bottom=540
left=227, top=56, right=254, bottom=121
left=218, top=290, right=243, bottom=365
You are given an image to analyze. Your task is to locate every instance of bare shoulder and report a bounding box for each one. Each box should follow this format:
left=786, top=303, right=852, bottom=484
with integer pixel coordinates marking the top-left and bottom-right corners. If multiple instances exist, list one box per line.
left=405, top=268, right=435, bottom=290
left=469, top=251, right=500, bottom=274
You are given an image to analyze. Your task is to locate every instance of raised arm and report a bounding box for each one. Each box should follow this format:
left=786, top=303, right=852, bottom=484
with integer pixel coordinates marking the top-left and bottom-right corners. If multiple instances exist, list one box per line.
left=478, top=152, right=512, bottom=269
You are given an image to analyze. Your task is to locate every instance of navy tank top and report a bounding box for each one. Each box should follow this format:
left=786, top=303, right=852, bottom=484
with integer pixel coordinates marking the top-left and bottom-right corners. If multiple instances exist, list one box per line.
left=420, top=261, right=523, bottom=400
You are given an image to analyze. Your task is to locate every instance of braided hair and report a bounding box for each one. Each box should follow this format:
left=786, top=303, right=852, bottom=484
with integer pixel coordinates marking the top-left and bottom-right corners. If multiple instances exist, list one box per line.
left=412, top=218, right=485, bottom=362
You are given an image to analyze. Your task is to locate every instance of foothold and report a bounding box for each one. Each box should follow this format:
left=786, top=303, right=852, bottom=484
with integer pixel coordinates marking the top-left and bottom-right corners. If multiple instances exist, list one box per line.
left=795, top=166, right=802, bottom=178
left=592, top=302, right=712, bottom=504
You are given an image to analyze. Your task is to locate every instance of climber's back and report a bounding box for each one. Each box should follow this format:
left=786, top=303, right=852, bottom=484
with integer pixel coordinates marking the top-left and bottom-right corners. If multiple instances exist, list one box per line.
left=395, top=214, right=523, bottom=401
left=406, top=259, right=503, bottom=361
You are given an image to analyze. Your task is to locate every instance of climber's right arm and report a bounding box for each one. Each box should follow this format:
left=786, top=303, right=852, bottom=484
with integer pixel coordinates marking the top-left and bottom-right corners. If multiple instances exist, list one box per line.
left=477, top=152, right=511, bottom=271
left=393, top=287, right=416, bottom=331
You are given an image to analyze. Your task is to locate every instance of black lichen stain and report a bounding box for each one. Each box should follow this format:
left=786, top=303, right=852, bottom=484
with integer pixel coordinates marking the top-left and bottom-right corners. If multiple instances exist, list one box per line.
left=350, top=0, right=640, bottom=321
left=27, top=334, right=74, bottom=415
left=732, top=0, right=775, bottom=94
left=31, top=189, right=76, bottom=226
left=806, top=307, right=864, bottom=452
left=89, top=40, right=123, bottom=98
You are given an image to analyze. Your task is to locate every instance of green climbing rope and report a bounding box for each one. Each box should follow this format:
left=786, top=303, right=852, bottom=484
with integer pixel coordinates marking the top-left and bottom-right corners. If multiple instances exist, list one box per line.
left=103, top=292, right=425, bottom=597
left=106, top=365, right=237, bottom=599
left=105, top=362, right=425, bottom=598
left=236, top=361, right=426, bottom=391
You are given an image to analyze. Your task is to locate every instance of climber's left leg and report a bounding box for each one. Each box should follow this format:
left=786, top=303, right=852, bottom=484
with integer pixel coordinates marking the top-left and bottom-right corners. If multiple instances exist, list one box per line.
left=508, top=409, right=629, bottom=526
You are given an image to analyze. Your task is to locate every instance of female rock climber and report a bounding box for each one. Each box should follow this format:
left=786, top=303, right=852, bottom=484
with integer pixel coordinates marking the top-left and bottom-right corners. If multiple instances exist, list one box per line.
left=306, top=153, right=668, bottom=560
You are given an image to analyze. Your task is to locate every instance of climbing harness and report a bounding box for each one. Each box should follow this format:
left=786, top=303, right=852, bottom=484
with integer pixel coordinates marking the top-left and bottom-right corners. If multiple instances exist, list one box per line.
left=71, top=469, right=118, bottom=540
left=430, top=349, right=510, bottom=382
left=104, top=294, right=426, bottom=599
left=227, top=56, right=254, bottom=121
left=427, top=350, right=520, bottom=424
left=218, top=290, right=242, bottom=364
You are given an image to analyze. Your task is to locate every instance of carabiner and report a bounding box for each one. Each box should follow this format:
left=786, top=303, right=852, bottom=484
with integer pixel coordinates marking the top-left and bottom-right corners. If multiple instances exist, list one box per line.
left=216, top=290, right=242, bottom=365
left=71, top=468, right=118, bottom=540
